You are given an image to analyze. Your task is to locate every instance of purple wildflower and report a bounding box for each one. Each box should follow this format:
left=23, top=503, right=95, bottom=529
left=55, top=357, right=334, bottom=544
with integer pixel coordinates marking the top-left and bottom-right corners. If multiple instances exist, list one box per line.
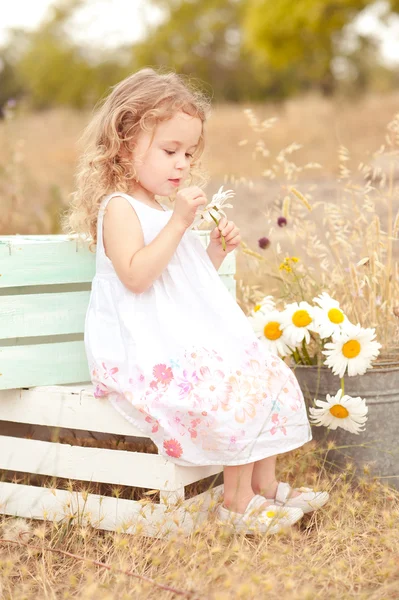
left=277, top=216, right=287, bottom=227
left=258, top=237, right=271, bottom=250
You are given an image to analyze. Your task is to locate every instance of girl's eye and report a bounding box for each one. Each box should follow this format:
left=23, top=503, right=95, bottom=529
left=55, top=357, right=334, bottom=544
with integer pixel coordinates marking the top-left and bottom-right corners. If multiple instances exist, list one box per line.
left=164, top=150, right=193, bottom=158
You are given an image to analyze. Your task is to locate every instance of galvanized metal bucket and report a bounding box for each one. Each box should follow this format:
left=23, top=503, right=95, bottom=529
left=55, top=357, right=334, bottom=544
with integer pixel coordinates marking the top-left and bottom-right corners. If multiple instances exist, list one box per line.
left=292, top=359, right=399, bottom=489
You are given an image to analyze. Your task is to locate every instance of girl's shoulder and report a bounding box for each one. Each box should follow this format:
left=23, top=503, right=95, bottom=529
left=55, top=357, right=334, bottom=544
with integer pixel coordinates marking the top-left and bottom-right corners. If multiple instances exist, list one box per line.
left=101, top=192, right=170, bottom=214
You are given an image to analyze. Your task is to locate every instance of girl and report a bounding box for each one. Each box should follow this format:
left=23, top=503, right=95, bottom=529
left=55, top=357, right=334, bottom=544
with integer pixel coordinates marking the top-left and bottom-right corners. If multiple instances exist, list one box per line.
left=64, top=68, right=328, bottom=535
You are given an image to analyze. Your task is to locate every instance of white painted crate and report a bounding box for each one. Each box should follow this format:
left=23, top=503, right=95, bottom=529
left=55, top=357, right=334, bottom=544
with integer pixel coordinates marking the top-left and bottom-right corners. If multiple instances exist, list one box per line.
left=0, top=234, right=231, bottom=536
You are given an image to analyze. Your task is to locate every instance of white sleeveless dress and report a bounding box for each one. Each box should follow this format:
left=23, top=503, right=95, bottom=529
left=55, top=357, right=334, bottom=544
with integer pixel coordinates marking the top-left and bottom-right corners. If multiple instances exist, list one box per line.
left=84, top=192, right=312, bottom=466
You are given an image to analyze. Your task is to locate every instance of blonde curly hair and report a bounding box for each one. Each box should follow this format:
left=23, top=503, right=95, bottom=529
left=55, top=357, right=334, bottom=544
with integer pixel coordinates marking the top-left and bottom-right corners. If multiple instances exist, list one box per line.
left=61, top=68, right=211, bottom=250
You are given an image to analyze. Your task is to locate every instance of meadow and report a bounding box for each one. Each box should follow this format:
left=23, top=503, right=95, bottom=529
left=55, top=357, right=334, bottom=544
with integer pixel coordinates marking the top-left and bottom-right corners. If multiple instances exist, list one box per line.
left=1, top=91, right=399, bottom=599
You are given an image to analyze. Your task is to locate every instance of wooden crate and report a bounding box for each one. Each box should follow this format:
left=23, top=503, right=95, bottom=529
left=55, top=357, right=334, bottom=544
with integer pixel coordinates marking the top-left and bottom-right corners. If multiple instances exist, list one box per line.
left=0, top=234, right=232, bottom=536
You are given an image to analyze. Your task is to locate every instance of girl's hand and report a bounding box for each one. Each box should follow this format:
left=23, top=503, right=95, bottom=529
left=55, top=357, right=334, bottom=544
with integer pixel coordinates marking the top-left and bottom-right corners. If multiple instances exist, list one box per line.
left=209, top=217, right=241, bottom=254
left=171, top=186, right=208, bottom=230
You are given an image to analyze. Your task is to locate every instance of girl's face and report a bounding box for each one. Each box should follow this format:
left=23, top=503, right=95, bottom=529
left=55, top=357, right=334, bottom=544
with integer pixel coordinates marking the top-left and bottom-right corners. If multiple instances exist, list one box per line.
left=130, top=110, right=202, bottom=202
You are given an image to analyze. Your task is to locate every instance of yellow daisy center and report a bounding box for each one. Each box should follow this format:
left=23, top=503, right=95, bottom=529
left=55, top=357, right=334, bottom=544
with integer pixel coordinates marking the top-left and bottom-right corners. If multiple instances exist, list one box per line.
left=329, top=404, right=349, bottom=418
left=292, top=310, right=312, bottom=328
left=264, top=321, right=282, bottom=340
left=342, top=339, right=361, bottom=358
left=328, top=308, right=344, bottom=324
left=266, top=511, right=276, bottom=518
left=254, top=304, right=261, bottom=312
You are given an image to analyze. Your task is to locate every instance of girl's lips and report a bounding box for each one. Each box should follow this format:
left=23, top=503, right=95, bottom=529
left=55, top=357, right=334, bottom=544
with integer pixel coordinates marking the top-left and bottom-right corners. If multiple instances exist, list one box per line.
left=169, top=179, right=181, bottom=187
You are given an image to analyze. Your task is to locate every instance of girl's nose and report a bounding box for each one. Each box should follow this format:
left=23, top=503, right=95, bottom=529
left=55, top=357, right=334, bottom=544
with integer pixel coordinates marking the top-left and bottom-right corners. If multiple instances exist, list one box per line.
left=175, top=154, right=190, bottom=169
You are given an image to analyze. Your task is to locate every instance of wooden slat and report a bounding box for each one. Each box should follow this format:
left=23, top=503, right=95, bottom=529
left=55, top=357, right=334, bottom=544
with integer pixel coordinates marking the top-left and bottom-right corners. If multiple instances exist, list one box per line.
left=0, top=233, right=235, bottom=288
left=0, top=386, right=143, bottom=436
left=0, top=481, right=223, bottom=536
left=0, top=434, right=222, bottom=490
left=0, top=435, right=179, bottom=490
left=0, top=237, right=95, bottom=287
left=0, top=277, right=234, bottom=342
left=0, top=291, right=90, bottom=339
left=0, top=341, right=89, bottom=389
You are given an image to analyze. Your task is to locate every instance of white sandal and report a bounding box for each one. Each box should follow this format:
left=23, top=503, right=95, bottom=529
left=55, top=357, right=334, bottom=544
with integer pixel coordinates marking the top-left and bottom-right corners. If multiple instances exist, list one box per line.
left=262, top=482, right=329, bottom=513
left=216, top=494, right=304, bottom=535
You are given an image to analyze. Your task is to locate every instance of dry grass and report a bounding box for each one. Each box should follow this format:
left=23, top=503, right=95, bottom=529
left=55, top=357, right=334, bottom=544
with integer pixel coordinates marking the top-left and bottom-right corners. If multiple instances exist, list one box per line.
left=1, top=90, right=399, bottom=234
left=233, top=104, right=399, bottom=353
left=1, top=442, right=399, bottom=600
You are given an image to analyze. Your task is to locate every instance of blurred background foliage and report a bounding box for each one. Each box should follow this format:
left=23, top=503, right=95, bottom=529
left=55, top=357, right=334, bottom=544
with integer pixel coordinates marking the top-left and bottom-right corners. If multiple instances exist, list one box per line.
left=1, top=0, right=399, bottom=111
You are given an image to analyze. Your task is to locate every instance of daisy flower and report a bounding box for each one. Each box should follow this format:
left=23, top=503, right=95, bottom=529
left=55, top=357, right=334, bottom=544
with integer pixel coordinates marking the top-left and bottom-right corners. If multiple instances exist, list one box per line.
left=280, top=301, right=317, bottom=345
left=312, top=292, right=350, bottom=339
left=309, top=388, right=368, bottom=434
left=322, top=322, right=382, bottom=377
left=249, top=295, right=276, bottom=316
left=191, top=185, right=234, bottom=229
left=248, top=308, right=291, bottom=357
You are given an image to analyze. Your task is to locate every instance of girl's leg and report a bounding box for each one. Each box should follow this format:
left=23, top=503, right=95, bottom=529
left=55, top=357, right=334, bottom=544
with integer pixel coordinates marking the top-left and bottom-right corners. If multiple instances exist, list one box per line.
left=223, top=462, right=270, bottom=513
left=251, top=455, right=301, bottom=499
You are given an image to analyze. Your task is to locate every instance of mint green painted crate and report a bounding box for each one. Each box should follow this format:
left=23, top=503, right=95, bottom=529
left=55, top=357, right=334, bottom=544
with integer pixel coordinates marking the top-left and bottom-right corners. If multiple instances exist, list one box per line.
left=0, top=234, right=236, bottom=390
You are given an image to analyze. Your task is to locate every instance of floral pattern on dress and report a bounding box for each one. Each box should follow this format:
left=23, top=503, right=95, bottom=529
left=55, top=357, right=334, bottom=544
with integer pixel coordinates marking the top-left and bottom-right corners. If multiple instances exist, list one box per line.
left=89, top=340, right=310, bottom=465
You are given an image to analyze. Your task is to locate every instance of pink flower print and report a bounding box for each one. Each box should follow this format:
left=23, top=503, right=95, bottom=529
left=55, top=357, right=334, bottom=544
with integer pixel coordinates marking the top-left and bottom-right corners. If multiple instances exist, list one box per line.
left=289, top=386, right=304, bottom=412
left=188, top=412, right=217, bottom=445
left=153, top=363, right=174, bottom=385
left=102, top=362, right=119, bottom=382
left=187, top=416, right=201, bottom=439
left=199, top=410, right=218, bottom=430
left=254, top=387, right=270, bottom=405
left=228, top=429, right=246, bottom=451
left=94, top=382, right=109, bottom=398
left=245, top=340, right=262, bottom=361
left=145, top=415, right=160, bottom=433
left=184, top=346, right=211, bottom=369
left=163, top=438, right=183, bottom=458
left=245, top=358, right=263, bottom=377
left=197, top=427, right=219, bottom=452
left=128, top=365, right=146, bottom=387
left=270, top=413, right=288, bottom=436
left=168, top=411, right=188, bottom=436
left=195, top=365, right=228, bottom=411
left=208, top=348, right=224, bottom=363
left=135, top=405, right=160, bottom=433
left=188, top=428, right=198, bottom=439
left=224, top=375, right=258, bottom=424
left=175, top=369, right=198, bottom=399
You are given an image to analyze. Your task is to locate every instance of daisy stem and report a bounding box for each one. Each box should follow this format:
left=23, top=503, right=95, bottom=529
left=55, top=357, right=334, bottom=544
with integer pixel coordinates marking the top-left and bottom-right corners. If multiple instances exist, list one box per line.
left=291, top=347, right=303, bottom=364
left=301, top=338, right=312, bottom=365
left=340, top=377, right=345, bottom=395
left=210, top=212, right=226, bottom=251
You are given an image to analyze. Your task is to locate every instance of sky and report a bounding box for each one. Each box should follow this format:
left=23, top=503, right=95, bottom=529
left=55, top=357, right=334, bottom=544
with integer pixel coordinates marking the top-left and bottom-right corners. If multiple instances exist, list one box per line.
left=0, top=0, right=164, bottom=48
left=1, top=0, right=399, bottom=64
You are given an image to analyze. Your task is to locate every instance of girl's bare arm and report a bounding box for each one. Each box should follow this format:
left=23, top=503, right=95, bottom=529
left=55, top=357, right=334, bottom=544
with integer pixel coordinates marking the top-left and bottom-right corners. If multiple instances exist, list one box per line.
left=102, top=196, right=187, bottom=293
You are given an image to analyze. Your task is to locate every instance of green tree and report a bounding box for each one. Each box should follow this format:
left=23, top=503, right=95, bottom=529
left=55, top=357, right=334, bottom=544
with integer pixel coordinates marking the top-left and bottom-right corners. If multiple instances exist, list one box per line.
left=0, top=53, right=24, bottom=114
left=243, top=0, right=399, bottom=95
left=129, top=0, right=277, bottom=101
left=15, top=0, right=127, bottom=108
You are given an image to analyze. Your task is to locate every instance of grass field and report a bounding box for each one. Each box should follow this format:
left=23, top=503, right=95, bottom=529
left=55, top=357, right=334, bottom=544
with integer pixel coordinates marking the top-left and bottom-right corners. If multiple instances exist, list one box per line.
left=1, top=442, right=399, bottom=600
left=1, top=89, right=398, bottom=235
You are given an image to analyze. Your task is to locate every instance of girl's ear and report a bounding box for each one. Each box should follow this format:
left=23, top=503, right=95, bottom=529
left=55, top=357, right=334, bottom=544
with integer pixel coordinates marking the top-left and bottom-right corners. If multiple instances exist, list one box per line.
left=119, top=137, right=135, bottom=161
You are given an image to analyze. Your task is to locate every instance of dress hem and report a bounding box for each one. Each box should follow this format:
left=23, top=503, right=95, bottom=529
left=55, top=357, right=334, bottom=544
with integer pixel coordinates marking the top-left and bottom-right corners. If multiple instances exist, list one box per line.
left=107, top=393, right=312, bottom=468
left=161, top=433, right=313, bottom=467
